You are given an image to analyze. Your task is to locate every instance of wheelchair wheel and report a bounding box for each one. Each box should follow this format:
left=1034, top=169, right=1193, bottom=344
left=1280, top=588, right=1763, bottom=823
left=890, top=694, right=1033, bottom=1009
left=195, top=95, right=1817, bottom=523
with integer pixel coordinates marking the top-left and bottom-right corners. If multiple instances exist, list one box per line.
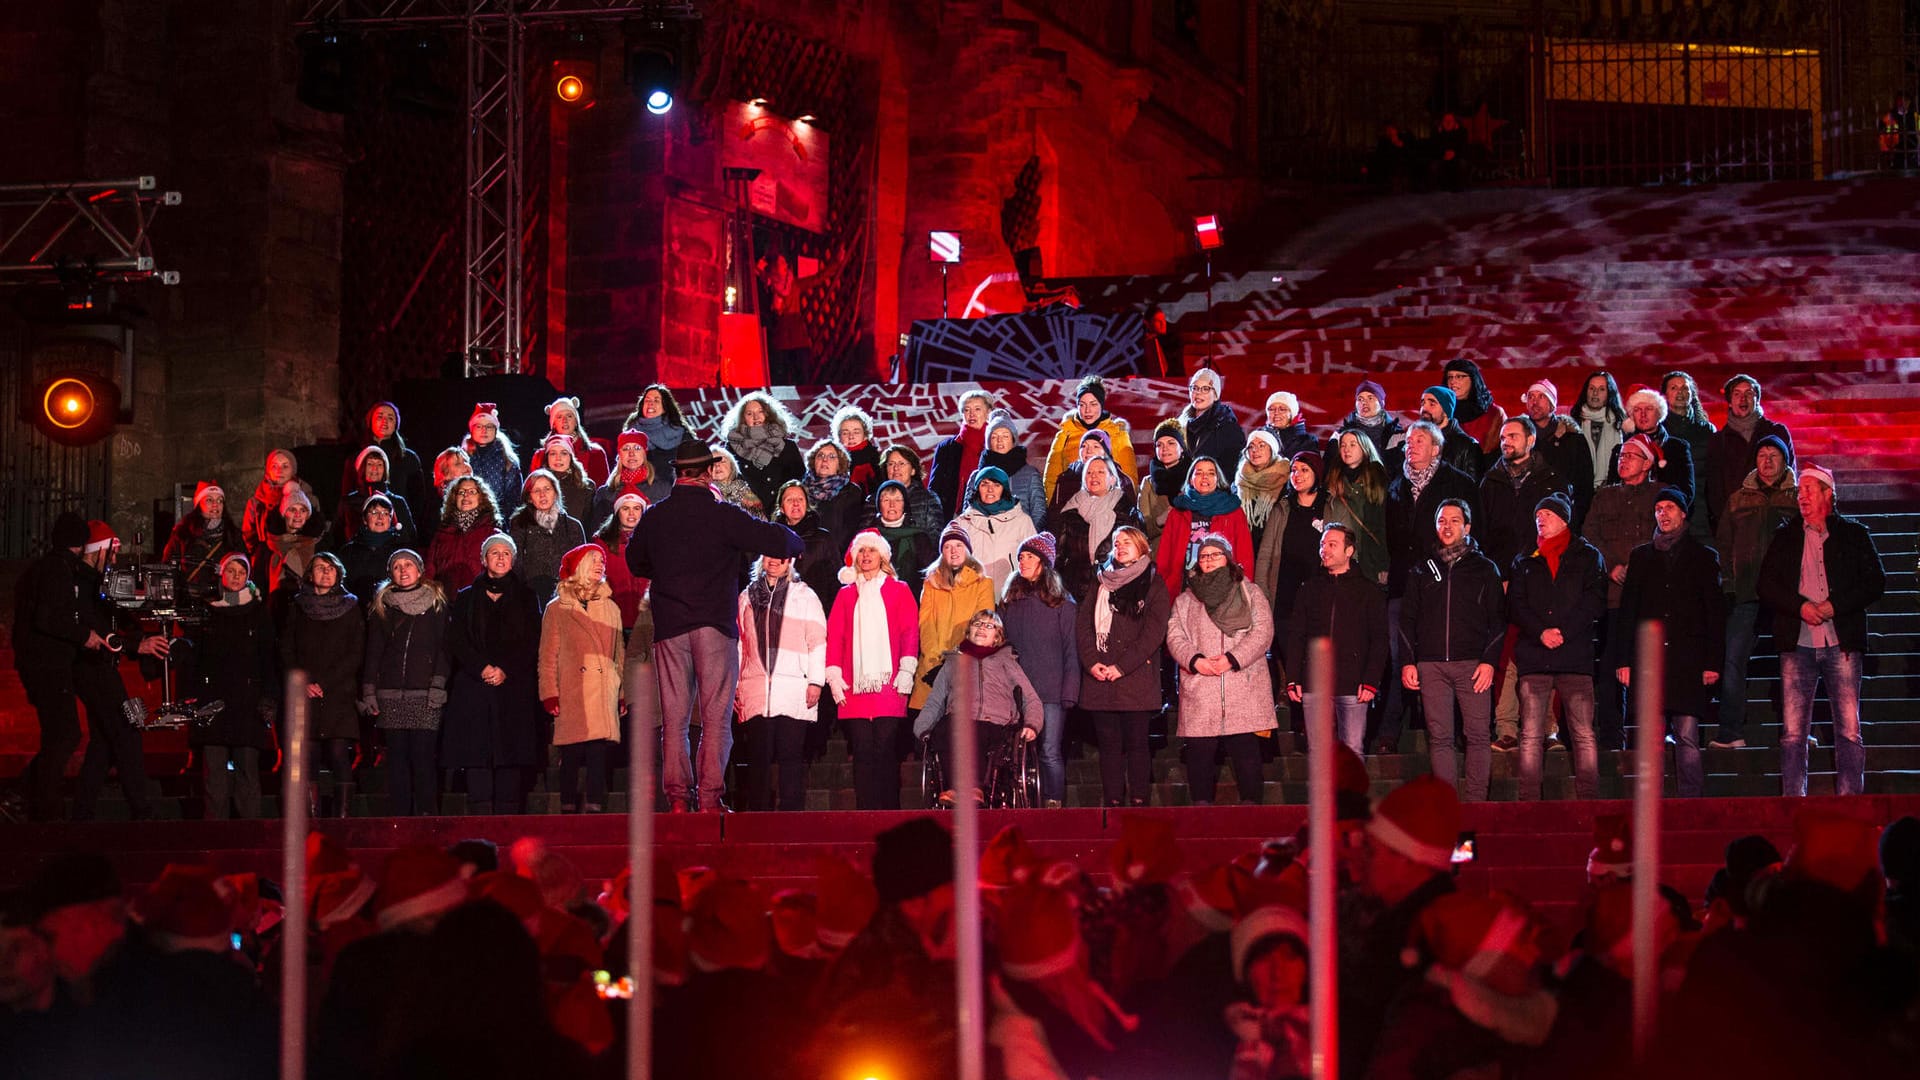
left=1010, top=737, right=1041, bottom=808
left=919, top=734, right=946, bottom=809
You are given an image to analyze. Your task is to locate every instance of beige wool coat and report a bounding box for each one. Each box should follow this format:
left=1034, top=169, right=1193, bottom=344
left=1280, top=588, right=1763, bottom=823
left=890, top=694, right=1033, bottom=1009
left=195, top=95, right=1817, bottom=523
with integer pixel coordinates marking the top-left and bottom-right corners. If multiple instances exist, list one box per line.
left=539, top=579, right=626, bottom=745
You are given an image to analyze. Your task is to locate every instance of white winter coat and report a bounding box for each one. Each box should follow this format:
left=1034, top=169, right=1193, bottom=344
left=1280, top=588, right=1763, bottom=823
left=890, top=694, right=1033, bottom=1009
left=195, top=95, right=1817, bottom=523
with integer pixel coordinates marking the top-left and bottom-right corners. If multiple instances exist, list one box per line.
left=955, top=504, right=1036, bottom=592
left=735, top=578, right=828, bottom=722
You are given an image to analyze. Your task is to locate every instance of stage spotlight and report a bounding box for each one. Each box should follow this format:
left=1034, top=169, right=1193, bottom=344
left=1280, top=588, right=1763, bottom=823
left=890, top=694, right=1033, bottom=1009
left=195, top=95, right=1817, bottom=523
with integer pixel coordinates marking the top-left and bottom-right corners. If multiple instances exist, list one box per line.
left=1192, top=213, right=1223, bottom=251
left=554, top=67, right=596, bottom=108
left=626, top=17, right=694, bottom=116
left=23, top=372, right=119, bottom=446
left=558, top=74, right=586, bottom=101
left=297, top=28, right=358, bottom=114
left=646, top=87, right=673, bottom=115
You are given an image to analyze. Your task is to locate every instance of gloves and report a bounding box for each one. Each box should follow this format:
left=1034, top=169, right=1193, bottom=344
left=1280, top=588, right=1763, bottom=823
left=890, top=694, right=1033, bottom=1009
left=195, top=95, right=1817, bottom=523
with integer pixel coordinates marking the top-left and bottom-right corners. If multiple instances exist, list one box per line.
left=825, top=668, right=849, bottom=706
left=893, top=656, right=919, bottom=698
left=542, top=696, right=561, bottom=716
left=427, top=688, right=447, bottom=709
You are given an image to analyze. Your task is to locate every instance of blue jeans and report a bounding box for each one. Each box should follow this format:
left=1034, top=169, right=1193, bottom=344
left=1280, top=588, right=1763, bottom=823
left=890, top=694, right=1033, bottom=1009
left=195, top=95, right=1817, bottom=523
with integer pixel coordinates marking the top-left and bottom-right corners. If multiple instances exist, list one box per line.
left=1306, top=693, right=1368, bottom=755
left=1780, top=646, right=1866, bottom=796
left=1714, top=601, right=1762, bottom=743
left=1518, top=674, right=1596, bottom=800
left=656, top=626, right=740, bottom=809
left=1039, top=703, right=1066, bottom=804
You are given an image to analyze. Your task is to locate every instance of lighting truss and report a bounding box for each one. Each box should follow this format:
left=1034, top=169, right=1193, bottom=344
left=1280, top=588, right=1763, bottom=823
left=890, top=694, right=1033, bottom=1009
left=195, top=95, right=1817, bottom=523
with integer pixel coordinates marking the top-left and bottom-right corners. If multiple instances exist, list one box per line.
left=298, top=0, right=697, bottom=377
left=0, top=177, right=181, bottom=287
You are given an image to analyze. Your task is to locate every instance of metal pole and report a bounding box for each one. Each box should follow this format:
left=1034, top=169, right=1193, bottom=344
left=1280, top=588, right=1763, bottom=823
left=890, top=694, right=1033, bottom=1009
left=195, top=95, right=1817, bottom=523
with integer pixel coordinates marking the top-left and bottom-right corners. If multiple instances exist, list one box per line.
left=279, top=670, right=311, bottom=1080
left=626, top=657, right=658, bottom=1080
left=950, top=651, right=985, bottom=1080
left=941, top=262, right=950, bottom=319
left=1631, top=619, right=1665, bottom=1064
left=1305, top=637, right=1338, bottom=1080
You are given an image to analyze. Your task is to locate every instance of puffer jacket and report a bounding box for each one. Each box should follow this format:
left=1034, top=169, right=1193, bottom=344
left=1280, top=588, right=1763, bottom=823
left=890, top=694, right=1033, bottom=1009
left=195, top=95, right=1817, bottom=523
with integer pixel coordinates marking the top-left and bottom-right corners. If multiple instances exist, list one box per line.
left=1714, top=470, right=1797, bottom=603
left=1166, top=579, right=1277, bottom=738
left=1045, top=411, right=1138, bottom=498
left=912, top=561, right=998, bottom=710
left=912, top=646, right=1043, bottom=737
left=955, top=504, right=1037, bottom=591
left=736, top=578, right=828, bottom=722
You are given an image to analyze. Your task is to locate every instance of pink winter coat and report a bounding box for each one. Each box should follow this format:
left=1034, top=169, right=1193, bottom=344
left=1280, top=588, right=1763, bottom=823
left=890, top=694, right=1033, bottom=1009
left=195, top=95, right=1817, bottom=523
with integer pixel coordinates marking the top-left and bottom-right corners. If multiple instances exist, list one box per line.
left=826, top=575, right=920, bottom=720
left=736, top=579, right=828, bottom=722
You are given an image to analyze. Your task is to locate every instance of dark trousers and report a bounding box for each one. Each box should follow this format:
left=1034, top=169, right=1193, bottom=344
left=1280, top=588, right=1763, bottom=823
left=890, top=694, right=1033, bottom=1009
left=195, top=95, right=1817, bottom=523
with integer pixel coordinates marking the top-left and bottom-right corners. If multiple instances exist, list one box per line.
left=932, top=720, right=1019, bottom=799
left=1185, top=733, right=1265, bottom=804
left=845, top=716, right=902, bottom=810
left=384, top=729, right=438, bottom=816
left=1371, top=597, right=1413, bottom=749
left=742, top=715, right=810, bottom=811
left=321, top=738, right=356, bottom=780
left=1090, top=710, right=1154, bottom=805
left=23, top=678, right=82, bottom=821
left=201, top=745, right=262, bottom=819
left=559, top=739, right=612, bottom=810
left=464, top=766, right=522, bottom=814
left=1594, top=611, right=1626, bottom=750
left=72, top=666, right=149, bottom=821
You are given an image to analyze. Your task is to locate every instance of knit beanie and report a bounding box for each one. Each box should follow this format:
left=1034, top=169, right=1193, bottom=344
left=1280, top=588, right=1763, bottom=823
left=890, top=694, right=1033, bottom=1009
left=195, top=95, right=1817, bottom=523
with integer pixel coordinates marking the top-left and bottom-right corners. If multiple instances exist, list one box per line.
left=1654, top=487, right=1691, bottom=516
left=1018, top=531, right=1058, bottom=569
left=1535, top=493, right=1574, bottom=527
left=939, top=521, right=972, bottom=553
left=1075, top=375, right=1107, bottom=408
left=1355, top=379, right=1386, bottom=408
left=1422, top=386, right=1457, bottom=419
left=1153, top=417, right=1186, bottom=452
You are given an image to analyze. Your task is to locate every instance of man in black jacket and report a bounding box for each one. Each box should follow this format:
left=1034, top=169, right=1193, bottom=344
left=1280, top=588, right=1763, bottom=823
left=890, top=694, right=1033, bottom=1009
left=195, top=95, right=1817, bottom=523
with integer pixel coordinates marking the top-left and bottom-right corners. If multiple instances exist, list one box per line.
left=631, top=440, right=804, bottom=812
left=1703, top=374, right=1795, bottom=532
left=1613, top=489, right=1726, bottom=798
left=1398, top=500, right=1505, bottom=801
left=1756, top=464, right=1885, bottom=796
left=1479, top=417, right=1574, bottom=753
left=1507, top=494, right=1608, bottom=800
left=1377, top=421, right=1478, bottom=753
left=1285, top=522, right=1389, bottom=754
left=1418, top=386, right=1485, bottom=479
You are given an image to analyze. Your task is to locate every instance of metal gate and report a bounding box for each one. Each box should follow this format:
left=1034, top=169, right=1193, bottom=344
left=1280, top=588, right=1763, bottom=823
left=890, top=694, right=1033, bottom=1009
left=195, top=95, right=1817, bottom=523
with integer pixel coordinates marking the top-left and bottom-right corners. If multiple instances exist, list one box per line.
left=0, top=323, right=113, bottom=559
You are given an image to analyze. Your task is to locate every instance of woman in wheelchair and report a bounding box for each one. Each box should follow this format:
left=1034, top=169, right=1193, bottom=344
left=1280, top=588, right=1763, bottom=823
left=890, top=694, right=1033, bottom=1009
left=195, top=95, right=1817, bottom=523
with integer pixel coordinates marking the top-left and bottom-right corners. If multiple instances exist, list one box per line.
left=912, top=609, right=1043, bottom=807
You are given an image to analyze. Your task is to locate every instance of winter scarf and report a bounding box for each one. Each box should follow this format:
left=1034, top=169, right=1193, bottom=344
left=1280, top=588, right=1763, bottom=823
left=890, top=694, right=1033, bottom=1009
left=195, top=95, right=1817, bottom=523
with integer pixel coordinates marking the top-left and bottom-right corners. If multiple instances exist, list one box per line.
left=1404, top=457, right=1441, bottom=502
left=968, top=466, right=1018, bottom=514
left=981, top=445, right=1028, bottom=479
left=1651, top=525, right=1685, bottom=553
left=533, top=506, right=561, bottom=531
left=803, top=471, right=850, bottom=507
left=451, top=507, right=484, bottom=533
left=1187, top=564, right=1252, bottom=636
left=1437, top=535, right=1473, bottom=566
left=958, top=639, right=1000, bottom=660
left=1093, top=556, right=1152, bottom=652
left=1066, top=484, right=1121, bottom=561
left=1236, top=456, right=1289, bottom=529
left=953, top=423, right=986, bottom=495
left=380, top=580, right=441, bottom=617
left=716, top=477, right=762, bottom=514
left=1343, top=410, right=1392, bottom=446
left=481, top=571, right=512, bottom=596
left=1150, top=452, right=1191, bottom=498
left=216, top=581, right=259, bottom=608
left=629, top=414, right=686, bottom=452
left=729, top=423, right=787, bottom=469
left=746, top=572, right=791, bottom=673
left=1724, top=407, right=1763, bottom=440
left=1539, top=528, right=1571, bottom=578
left=849, top=573, right=895, bottom=694
left=295, top=583, right=358, bottom=621
left=1172, top=479, right=1242, bottom=518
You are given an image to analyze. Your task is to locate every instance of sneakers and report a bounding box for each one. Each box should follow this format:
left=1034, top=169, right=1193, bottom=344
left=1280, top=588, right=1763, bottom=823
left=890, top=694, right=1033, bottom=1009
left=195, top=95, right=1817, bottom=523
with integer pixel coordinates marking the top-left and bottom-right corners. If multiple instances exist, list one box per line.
left=1044, top=799, right=1063, bottom=810
left=1708, top=737, right=1747, bottom=749
left=1492, top=735, right=1519, bottom=753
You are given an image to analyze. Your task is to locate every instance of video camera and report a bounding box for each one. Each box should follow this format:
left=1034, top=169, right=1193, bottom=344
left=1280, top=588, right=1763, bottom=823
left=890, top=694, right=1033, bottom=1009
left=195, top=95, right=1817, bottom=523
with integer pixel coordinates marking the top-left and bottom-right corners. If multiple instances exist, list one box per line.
left=104, top=563, right=208, bottom=623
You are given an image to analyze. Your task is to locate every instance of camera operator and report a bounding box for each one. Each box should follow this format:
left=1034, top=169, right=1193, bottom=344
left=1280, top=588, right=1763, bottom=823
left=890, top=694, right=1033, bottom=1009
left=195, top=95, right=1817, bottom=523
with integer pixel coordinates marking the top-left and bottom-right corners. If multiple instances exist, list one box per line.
left=11, top=515, right=164, bottom=820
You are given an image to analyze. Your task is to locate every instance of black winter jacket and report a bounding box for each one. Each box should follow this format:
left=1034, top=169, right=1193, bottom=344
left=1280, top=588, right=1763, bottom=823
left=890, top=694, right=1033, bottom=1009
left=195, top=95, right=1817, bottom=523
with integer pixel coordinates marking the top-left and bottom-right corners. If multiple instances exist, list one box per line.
left=1506, top=536, right=1608, bottom=675
left=1074, top=564, right=1172, bottom=713
left=1385, top=463, right=1479, bottom=598
left=1284, top=568, right=1389, bottom=695
left=1478, top=457, right=1573, bottom=574
left=629, top=481, right=804, bottom=642
left=1756, top=513, right=1885, bottom=655
left=1397, top=543, right=1506, bottom=666
left=1613, top=535, right=1727, bottom=718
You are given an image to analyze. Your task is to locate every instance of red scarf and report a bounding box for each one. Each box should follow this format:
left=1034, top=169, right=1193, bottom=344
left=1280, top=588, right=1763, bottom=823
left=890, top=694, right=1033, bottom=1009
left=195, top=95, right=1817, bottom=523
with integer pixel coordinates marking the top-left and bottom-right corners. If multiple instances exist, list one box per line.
left=1538, top=527, right=1571, bottom=577
left=956, top=424, right=985, bottom=489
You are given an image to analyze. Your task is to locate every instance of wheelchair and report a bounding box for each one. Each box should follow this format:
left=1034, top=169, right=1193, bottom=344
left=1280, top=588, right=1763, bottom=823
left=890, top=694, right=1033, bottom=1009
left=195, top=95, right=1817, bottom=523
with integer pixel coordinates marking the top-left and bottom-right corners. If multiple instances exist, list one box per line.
left=919, top=722, right=1041, bottom=809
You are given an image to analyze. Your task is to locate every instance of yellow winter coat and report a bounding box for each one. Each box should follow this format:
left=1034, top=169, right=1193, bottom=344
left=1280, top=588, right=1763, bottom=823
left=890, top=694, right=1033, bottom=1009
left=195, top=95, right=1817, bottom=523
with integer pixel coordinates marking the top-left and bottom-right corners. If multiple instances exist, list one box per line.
left=910, top=560, right=997, bottom=710
left=539, top=579, right=625, bottom=745
left=1044, top=412, right=1138, bottom=501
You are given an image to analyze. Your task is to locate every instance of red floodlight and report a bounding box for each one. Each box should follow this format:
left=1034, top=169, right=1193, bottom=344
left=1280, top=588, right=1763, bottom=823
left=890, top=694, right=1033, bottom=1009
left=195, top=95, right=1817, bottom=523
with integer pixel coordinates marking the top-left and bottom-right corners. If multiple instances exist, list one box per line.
left=1193, top=214, right=1223, bottom=250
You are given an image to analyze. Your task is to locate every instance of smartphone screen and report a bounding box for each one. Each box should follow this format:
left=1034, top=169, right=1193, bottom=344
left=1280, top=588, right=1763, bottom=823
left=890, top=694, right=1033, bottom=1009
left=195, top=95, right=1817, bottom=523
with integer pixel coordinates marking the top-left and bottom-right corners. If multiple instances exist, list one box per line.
left=1451, top=831, right=1477, bottom=865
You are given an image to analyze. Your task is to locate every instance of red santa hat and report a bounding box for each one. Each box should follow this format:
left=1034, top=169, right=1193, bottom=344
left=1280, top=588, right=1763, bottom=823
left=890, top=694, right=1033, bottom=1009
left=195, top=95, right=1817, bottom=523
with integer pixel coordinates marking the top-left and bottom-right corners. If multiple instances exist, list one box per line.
left=616, top=430, right=650, bottom=454
left=1620, top=432, right=1665, bottom=468
left=372, top=845, right=471, bottom=930
left=1797, top=462, right=1836, bottom=494
left=1231, top=902, right=1310, bottom=984
left=468, top=402, right=502, bottom=432
left=769, top=889, right=823, bottom=960
left=355, top=444, right=391, bottom=475
left=814, top=854, right=877, bottom=951
left=1174, top=861, right=1256, bottom=934
left=557, top=541, right=608, bottom=583
left=980, top=824, right=1046, bottom=890
left=997, top=883, right=1140, bottom=1049
left=1406, top=891, right=1539, bottom=997
left=1587, top=813, right=1633, bottom=881
left=838, top=529, right=891, bottom=585
left=83, top=520, right=118, bottom=554
left=1366, top=775, right=1462, bottom=872
left=1108, top=815, right=1183, bottom=888
left=610, top=492, right=648, bottom=516
left=1525, top=379, right=1558, bottom=412
left=541, top=432, right=577, bottom=457
left=308, top=869, right=378, bottom=932
left=687, top=878, right=771, bottom=973
left=193, top=481, right=225, bottom=512
left=1785, top=809, right=1882, bottom=894
left=131, top=864, right=235, bottom=952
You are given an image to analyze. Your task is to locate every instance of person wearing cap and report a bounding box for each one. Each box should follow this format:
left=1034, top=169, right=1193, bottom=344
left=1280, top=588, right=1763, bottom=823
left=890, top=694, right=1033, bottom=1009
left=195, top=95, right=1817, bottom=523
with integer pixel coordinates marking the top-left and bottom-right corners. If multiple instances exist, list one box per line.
left=1378, top=421, right=1479, bottom=752
left=363, top=548, right=452, bottom=816
left=1334, top=379, right=1408, bottom=472
left=463, top=401, right=525, bottom=518
left=1757, top=463, right=1885, bottom=796
left=707, top=445, right=766, bottom=518
left=13, top=516, right=149, bottom=819
left=240, top=448, right=322, bottom=588
left=981, top=408, right=1049, bottom=531
left=281, top=554, right=366, bottom=816
left=163, top=480, right=245, bottom=596
left=1168, top=533, right=1277, bottom=805
left=1613, top=487, right=1725, bottom=797
left=508, top=468, right=587, bottom=604
left=1055, top=454, right=1145, bottom=601
left=1045, top=375, right=1138, bottom=501
left=1236, top=429, right=1290, bottom=557
left=1001, top=531, right=1080, bottom=806
left=590, top=429, right=665, bottom=532
left=1156, top=455, right=1256, bottom=598
left=442, top=532, right=543, bottom=815
left=863, top=479, right=937, bottom=598
left=340, top=401, right=429, bottom=518
left=266, top=486, right=327, bottom=596
left=630, top=438, right=804, bottom=813
left=1608, top=385, right=1694, bottom=500
left=541, top=394, right=610, bottom=484
left=1710, top=436, right=1797, bottom=749
left=910, top=523, right=996, bottom=714
left=1399, top=499, right=1505, bottom=801
left=1581, top=431, right=1666, bottom=753
left=1179, top=368, right=1248, bottom=476
left=426, top=475, right=505, bottom=594
left=954, top=463, right=1038, bottom=590
left=1507, top=493, right=1607, bottom=800
left=735, top=548, right=828, bottom=811
left=530, top=433, right=598, bottom=526
left=184, top=551, right=277, bottom=818
left=1443, top=358, right=1507, bottom=465
left=1259, top=389, right=1318, bottom=458
left=594, top=492, right=655, bottom=669
left=871, top=442, right=945, bottom=534
left=540, top=543, right=626, bottom=812
left=1704, top=373, right=1795, bottom=533
left=330, top=444, right=420, bottom=549
left=826, top=531, right=921, bottom=809
left=1520, top=378, right=1595, bottom=523
left=336, top=493, right=408, bottom=606
left=1284, top=520, right=1390, bottom=754
left=1418, top=384, right=1487, bottom=480
left=928, top=388, right=996, bottom=529
left=1343, top=775, right=1460, bottom=1077
left=1139, top=417, right=1192, bottom=556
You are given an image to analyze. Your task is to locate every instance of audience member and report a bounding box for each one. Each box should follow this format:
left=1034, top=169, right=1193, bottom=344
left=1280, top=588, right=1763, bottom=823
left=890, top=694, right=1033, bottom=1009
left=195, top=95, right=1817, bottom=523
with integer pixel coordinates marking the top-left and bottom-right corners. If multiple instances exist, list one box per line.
left=1710, top=436, right=1795, bottom=749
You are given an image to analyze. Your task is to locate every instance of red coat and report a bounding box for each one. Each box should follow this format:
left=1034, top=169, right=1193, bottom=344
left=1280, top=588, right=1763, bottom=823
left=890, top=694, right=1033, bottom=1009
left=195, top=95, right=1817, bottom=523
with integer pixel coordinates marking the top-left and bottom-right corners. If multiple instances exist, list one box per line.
left=427, top=521, right=495, bottom=593
left=1154, top=506, right=1255, bottom=598
left=601, top=527, right=650, bottom=628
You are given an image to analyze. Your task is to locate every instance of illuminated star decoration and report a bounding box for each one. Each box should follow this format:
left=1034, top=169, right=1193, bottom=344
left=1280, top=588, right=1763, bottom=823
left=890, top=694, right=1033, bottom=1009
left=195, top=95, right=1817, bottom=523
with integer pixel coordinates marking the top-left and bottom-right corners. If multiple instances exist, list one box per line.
left=1463, top=103, right=1508, bottom=150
